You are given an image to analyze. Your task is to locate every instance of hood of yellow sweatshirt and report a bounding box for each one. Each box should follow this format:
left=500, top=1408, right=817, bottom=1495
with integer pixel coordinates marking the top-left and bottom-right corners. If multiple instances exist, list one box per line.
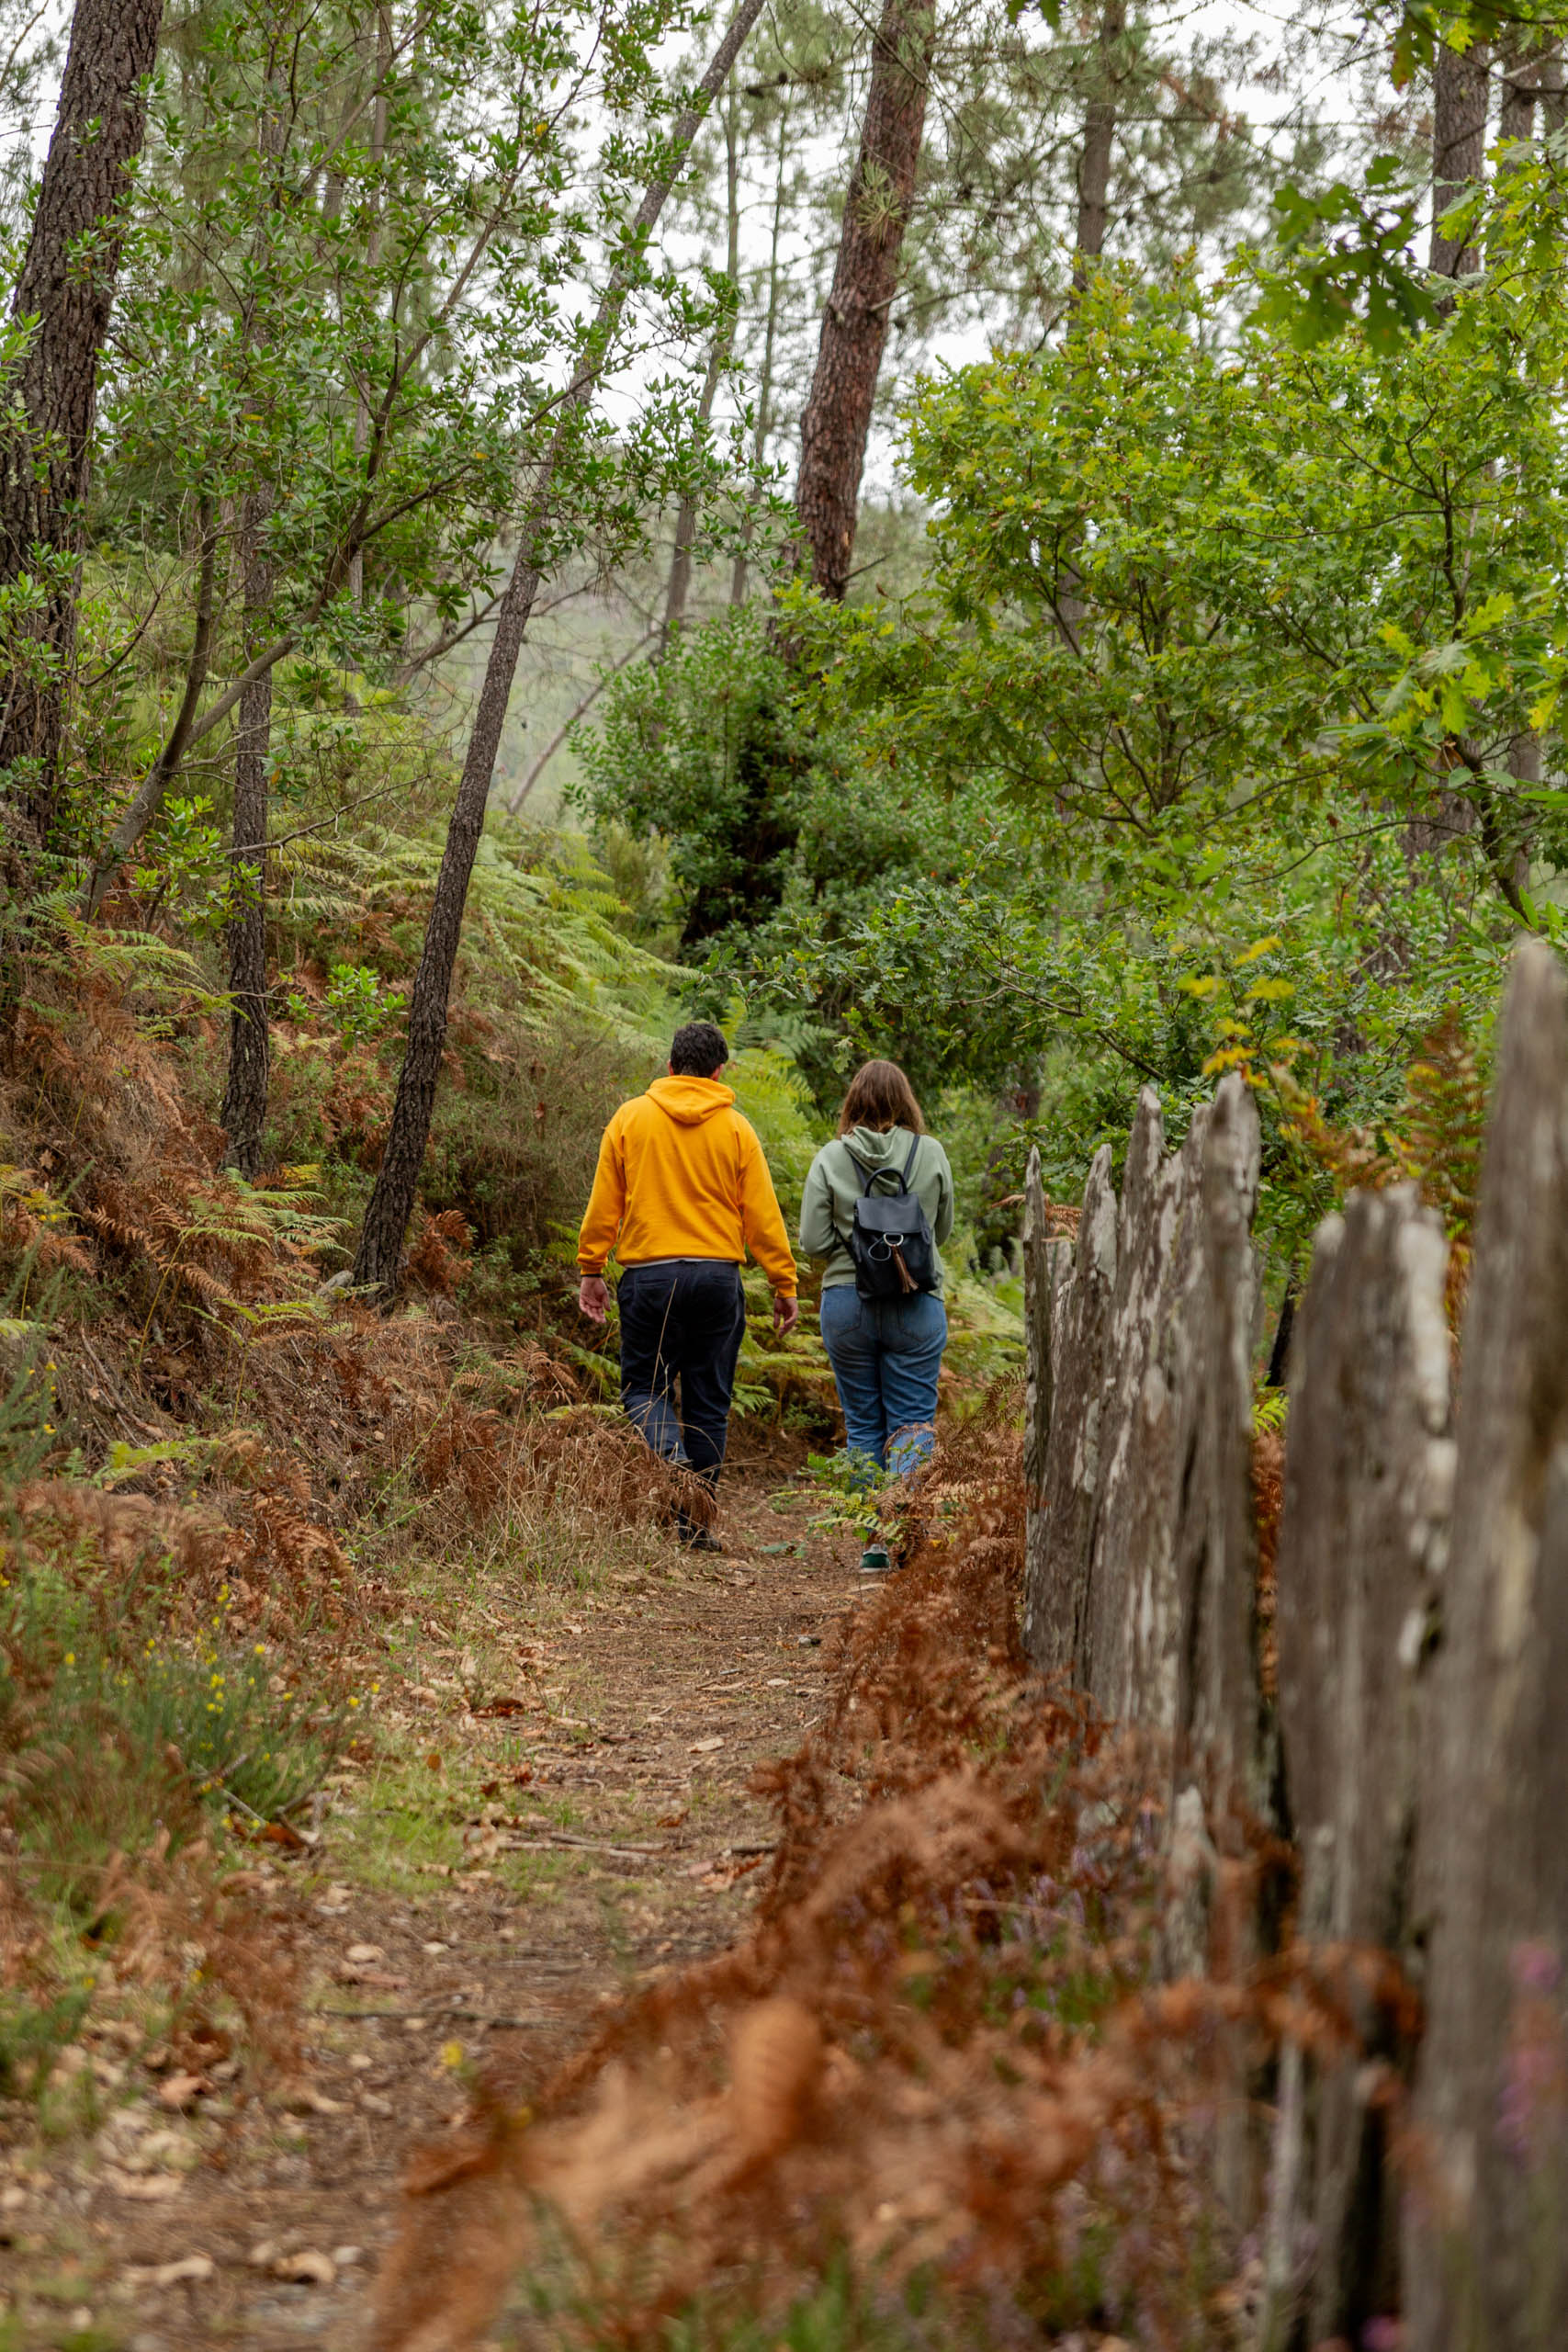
left=647, top=1074, right=737, bottom=1125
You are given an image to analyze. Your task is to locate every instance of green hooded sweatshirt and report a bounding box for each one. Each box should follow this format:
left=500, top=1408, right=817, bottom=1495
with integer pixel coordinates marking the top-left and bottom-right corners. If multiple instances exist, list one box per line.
left=798, top=1125, right=955, bottom=1295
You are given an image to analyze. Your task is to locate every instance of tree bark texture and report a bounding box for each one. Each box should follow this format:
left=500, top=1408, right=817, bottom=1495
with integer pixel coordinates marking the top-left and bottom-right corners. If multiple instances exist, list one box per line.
left=0, top=0, right=164, bottom=859
left=1175, top=1073, right=1264, bottom=1808
left=352, top=0, right=769, bottom=1295
left=1405, top=940, right=1568, bottom=2352
left=220, top=492, right=273, bottom=1180
left=1021, top=1076, right=1265, bottom=1823
left=1072, top=0, right=1126, bottom=292
left=1258, top=1185, right=1453, bottom=2349
left=794, top=0, right=934, bottom=602
left=1021, top=1146, right=1073, bottom=1664
left=1429, top=39, right=1491, bottom=279
left=1497, top=30, right=1563, bottom=150
left=1022, top=1142, right=1114, bottom=1674
left=1084, top=1086, right=1207, bottom=1734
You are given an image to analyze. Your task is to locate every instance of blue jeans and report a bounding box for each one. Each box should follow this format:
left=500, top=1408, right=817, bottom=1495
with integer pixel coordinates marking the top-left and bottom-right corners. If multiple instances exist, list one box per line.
left=617, top=1259, right=746, bottom=1488
left=818, top=1284, right=947, bottom=1476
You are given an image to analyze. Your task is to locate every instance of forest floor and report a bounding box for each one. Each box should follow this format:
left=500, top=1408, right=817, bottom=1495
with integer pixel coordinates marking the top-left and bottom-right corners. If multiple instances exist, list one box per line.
left=0, top=1444, right=858, bottom=2352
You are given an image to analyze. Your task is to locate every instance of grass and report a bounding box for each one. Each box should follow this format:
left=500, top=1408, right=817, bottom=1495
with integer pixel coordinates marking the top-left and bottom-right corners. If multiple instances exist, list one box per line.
left=509, top=2254, right=988, bottom=2352
left=0, top=1989, right=90, bottom=2104
left=0, top=1544, right=343, bottom=1915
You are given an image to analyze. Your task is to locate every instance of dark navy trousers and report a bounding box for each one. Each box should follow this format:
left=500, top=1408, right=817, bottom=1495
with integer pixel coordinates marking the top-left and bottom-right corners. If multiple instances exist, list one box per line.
left=617, top=1258, right=747, bottom=1486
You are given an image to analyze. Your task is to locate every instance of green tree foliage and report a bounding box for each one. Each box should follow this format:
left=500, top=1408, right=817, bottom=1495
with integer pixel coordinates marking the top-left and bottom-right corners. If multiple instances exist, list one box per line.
left=749, top=254, right=1568, bottom=1232
left=576, top=606, right=987, bottom=1094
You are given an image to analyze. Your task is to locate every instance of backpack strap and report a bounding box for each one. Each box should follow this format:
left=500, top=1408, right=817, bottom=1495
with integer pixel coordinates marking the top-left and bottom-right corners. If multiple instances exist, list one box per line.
left=841, top=1146, right=885, bottom=1197
left=843, top=1136, right=917, bottom=1196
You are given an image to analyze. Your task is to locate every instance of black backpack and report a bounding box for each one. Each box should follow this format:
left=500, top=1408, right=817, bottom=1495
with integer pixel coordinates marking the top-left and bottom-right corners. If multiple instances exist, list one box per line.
left=840, top=1134, right=938, bottom=1302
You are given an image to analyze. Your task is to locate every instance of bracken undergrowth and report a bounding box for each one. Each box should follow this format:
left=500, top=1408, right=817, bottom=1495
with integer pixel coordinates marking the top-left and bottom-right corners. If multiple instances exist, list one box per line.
left=372, top=1410, right=1408, bottom=2352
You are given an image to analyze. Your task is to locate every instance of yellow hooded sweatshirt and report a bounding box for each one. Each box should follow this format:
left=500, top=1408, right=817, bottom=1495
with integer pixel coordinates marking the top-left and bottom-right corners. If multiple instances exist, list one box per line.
left=576, top=1076, right=796, bottom=1295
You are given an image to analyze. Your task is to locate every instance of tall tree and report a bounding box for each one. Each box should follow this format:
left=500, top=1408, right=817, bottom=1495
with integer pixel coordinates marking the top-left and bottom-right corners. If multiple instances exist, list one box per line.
left=794, top=0, right=935, bottom=601
left=1429, top=36, right=1491, bottom=279
left=352, top=0, right=770, bottom=1295
left=0, top=0, right=164, bottom=866
left=1072, top=0, right=1127, bottom=291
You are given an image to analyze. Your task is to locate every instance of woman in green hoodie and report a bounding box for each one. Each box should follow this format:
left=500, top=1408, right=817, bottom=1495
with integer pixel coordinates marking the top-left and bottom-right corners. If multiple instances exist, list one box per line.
left=799, top=1061, right=954, bottom=1547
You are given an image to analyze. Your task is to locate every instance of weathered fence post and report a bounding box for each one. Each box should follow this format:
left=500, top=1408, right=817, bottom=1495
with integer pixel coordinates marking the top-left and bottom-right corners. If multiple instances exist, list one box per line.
left=1021, top=1146, right=1052, bottom=1646
left=1085, top=1086, right=1206, bottom=1727
left=1022, top=1077, right=1265, bottom=1804
left=1176, top=1072, right=1264, bottom=1812
left=1078, top=1075, right=1264, bottom=1798
left=1022, top=1143, right=1115, bottom=1673
left=1404, top=939, right=1568, bottom=2351
left=1257, top=1184, right=1453, bottom=2346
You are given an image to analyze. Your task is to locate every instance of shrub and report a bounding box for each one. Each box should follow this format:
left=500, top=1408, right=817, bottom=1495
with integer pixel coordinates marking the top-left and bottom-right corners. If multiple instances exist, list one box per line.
left=0, top=1501, right=341, bottom=1915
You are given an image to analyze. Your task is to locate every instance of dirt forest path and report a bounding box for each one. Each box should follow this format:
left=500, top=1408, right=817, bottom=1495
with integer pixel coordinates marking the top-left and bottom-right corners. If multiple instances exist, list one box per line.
left=0, top=1452, right=858, bottom=2352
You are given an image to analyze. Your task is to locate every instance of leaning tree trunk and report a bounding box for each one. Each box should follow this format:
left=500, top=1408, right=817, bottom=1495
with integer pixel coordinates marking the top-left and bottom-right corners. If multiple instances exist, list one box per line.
left=1429, top=37, right=1491, bottom=280
left=0, top=0, right=164, bottom=867
left=220, top=492, right=273, bottom=1179
left=352, top=0, right=769, bottom=1295
left=1071, top=0, right=1125, bottom=295
left=794, top=0, right=935, bottom=602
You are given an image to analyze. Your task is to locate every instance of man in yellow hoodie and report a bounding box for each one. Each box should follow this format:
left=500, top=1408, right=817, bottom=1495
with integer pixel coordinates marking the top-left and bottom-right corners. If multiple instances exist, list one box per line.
left=577, top=1022, right=797, bottom=1548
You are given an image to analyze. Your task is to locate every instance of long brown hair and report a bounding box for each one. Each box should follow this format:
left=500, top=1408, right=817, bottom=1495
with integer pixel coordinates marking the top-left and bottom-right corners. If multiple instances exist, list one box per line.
left=838, top=1058, right=925, bottom=1136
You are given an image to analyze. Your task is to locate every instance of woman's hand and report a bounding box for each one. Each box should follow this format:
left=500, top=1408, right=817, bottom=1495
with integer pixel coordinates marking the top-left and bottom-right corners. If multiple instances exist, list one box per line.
left=578, top=1276, right=609, bottom=1323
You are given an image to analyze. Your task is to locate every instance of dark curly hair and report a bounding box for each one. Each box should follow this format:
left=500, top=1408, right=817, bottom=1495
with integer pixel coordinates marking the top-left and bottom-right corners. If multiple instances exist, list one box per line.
left=669, top=1020, right=729, bottom=1078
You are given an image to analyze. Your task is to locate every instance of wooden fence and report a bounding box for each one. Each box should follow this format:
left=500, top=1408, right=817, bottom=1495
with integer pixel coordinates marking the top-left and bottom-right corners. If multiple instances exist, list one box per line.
left=1021, top=937, right=1568, bottom=2351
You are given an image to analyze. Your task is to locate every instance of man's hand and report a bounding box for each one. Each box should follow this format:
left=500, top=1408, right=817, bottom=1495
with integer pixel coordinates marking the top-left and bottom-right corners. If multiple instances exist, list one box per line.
left=773, top=1291, right=799, bottom=1337
left=578, top=1275, right=609, bottom=1324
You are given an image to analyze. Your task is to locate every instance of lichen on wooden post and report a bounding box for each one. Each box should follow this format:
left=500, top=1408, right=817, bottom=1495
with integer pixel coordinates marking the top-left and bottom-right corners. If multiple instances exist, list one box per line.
left=1023, top=1142, right=1115, bottom=1674
left=1175, top=1072, right=1265, bottom=1812
left=1405, top=938, right=1568, bottom=2352
left=1258, top=1183, right=1452, bottom=2346
left=1086, top=1087, right=1209, bottom=1731
left=1021, top=1145, right=1052, bottom=1650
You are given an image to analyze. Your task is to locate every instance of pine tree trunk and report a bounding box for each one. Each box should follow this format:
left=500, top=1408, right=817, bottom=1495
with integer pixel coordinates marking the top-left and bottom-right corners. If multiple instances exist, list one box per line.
left=220, top=492, right=273, bottom=1180
left=730, top=100, right=791, bottom=609
left=1072, top=0, right=1125, bottom=292
left=1429, top=39, right=1491, bottom=279
left=352, top=0, right=768, bottom=1296
left=1499, top=33, right=1539, bottom=146
left=794, top=0, right=934, bottom=601
left=0, top=0, right=164, bottom=865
